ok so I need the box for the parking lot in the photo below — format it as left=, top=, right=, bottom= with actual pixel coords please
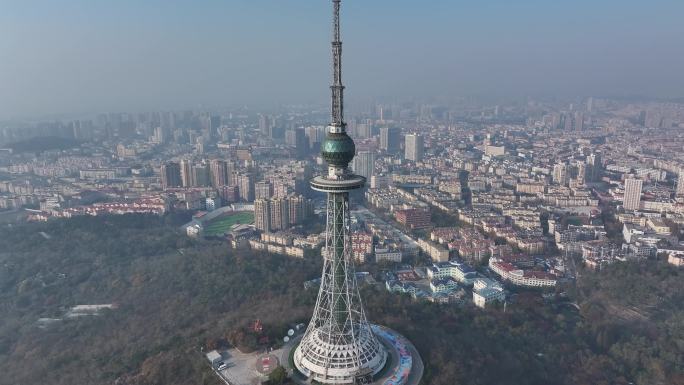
left=208, top=346, right=286, bottom=385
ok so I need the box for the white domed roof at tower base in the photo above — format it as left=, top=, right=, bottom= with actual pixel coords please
left=294, top=324, right=387, bottom=383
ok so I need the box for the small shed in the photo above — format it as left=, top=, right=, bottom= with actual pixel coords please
left=205, top=350, right=223, bottom=368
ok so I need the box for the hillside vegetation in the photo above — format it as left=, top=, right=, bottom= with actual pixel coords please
left=0, top=214, right=682, bottom=385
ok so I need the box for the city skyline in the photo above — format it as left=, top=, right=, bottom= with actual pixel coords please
left=2, top=0, right=684, bottom=119
left=2, top=2, right=684, bottom=385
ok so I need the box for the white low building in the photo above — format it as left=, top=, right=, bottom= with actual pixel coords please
left=427, top=260, right=478, bottom=286
left=375, top=246, right=402, bottom=263
left=429, top=277, right=459, bottom=294
left=489, top=259, right=557, bottom=287
left=668, top=253, right=684, bottom=267
left=472, top=278, right=505, bottom=308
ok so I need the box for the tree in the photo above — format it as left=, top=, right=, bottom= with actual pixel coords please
left=268, top=366, right=288, bottom=385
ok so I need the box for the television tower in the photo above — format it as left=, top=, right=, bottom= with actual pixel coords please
left=293, top=0, right=388, bottom=383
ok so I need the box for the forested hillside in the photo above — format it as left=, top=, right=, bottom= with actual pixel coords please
left=364, top=259, right=684, bottom=385
left=0, top=214, right=317, bottom=385
left=0, top=214, right=681, bottom=385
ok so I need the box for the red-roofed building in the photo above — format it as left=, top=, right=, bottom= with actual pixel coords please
left=351, top=232, right=373, bottom=263
left=395, top=208, right=431, bottom=230
left=489, top=259, right=557, bottom=287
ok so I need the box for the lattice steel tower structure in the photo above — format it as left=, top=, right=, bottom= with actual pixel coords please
left=293, top=1, right=387, bottom=383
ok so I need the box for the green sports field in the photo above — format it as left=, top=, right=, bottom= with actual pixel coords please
left=203, top=211, right=254, bottom=237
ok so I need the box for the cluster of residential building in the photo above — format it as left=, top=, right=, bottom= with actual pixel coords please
left=3, top=97, right=684, bottom=311
left=28, top=196, right=169, bottom=221
left=349, top=209, right=419, bottom=264
left=384, top=262, right=506, bottom=309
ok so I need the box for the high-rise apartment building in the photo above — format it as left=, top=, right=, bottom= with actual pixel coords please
left=254, top=199, right=271, bottom=232
left=288, top=194, right=314, bottom=225
left=153, top=126, right=167, bottom=144
left=192, top=163, right=211, bottom=187
left=273, top=181, right=291, bottom=198
left=624, top=177, right=643, bottom=211
left=404, top=133, right=424, bottom=162
left=269, top=197, right=290, bottom=232
left=286, top=128, right=309, bottom=158
left=180, top=159, right=194, bottom=187
left=676, top=168, right=684, bottom=197
left=563, top=113, right=573, bottom=131
left=587, top=152, right=603, bottom=182
left=355, top=120, right=372, bottom=138
left=255, top=181, right=273, bottom=200
left=553, top=163, right=568, bottom=186
left=379, top=127, right=400, bottom=153
left=237, top=173, right=255, bottom=202
left=574, top=112, right=584, bottom=131
left=305, top=126, right=326, bottom=149
left=575, top=161, right=586, bottom=186
left=218, top=185, right=239, bottom=203
left=254, top=194, right=313, bottom=233
left=161, top=162, right=182, bottom=189
left=352, top=151, right=375, bottom=179
left=209, top=159, right=229, bottom=188
left=258, top=114, right=270, bottom=136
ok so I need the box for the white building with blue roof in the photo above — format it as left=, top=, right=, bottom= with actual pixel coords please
left=429, top=277, right=459, bottom=294
left=472, top=277, right=505, bottom=308
left=427, top=260, right=478, bottom=286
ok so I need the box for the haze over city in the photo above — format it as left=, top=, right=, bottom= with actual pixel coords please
left=2, top=0, right=684, bottom=119
left=2, top=1, right=684, bottom=385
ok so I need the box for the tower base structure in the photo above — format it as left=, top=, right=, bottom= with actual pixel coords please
left=293, top=320, right=386, bottom=383
left=286, top=325, right=423, bottom=385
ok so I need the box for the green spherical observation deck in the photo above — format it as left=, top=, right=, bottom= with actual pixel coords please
left=321, top=132, right=356, bottom=167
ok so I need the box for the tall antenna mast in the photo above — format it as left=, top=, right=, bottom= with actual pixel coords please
left=330, top=0, right=345, bottom=132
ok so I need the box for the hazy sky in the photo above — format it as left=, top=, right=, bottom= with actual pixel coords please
left=1, top=0, right=683, bottom=119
